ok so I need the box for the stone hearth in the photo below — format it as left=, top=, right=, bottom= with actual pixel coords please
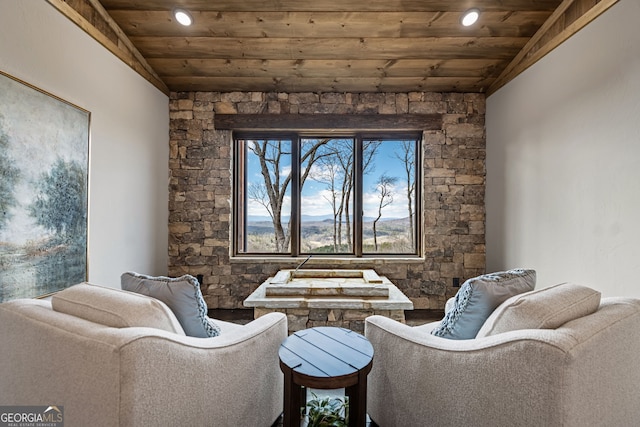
left=244, top=269, right=413, bottom=334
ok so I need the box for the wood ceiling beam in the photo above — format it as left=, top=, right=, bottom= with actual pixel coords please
left=100, top=0, right=562, bottom=13
left=109, top=11, right=550, bottom=38
left=131, top=37, right=528, bottom=60
left=149, top=58, right=507, bottom=79
left=488, top=0, right=619, bottom=95
left=46, top=0, right=169, bottom=95
left=166, top=76, right=493, bottom=93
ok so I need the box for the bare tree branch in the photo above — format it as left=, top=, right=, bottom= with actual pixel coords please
left=373, top=174, right=398, bottom=252
left=394, top=140, right=416, bottom=248
left=247, top=138, right=330, bottom=252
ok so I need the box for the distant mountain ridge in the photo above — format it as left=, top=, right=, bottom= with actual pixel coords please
left=248, top=214, right=406, bottom=223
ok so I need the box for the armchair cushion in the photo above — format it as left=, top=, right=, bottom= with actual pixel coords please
left=121, top=272, right=220, bottom=338
left=476, top=282, right=601, bottom=337
left=52, top=282, right=185, bottom=334
left=431, top=269, right=536, bottom=339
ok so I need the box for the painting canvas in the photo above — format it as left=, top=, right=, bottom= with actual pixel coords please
left=0, top=71, right=89, bottom=302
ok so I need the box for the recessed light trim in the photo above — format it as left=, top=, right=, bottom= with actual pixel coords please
left=461, top=8, right=480, bottom=27
left=174, top=9, right=193, bottom=26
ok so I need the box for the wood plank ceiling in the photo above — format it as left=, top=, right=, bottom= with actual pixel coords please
left=79, top=0, right=615, bottom=94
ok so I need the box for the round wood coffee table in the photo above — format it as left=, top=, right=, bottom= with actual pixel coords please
left=278, top=326, right=374, bottom=427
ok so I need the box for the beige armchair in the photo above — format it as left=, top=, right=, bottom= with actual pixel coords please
left=365, top=284, right=640, bottom=427
left=0, top=283, right=287, bottom=427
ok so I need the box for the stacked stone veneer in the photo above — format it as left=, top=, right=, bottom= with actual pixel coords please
left=168, top=91, right=486, bottom=315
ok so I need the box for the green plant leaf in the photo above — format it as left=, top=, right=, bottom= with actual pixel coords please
left=305, top=393, right=349, bottom=427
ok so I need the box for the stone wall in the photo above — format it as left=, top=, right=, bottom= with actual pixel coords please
left=168, top=91, right=486, bottom=311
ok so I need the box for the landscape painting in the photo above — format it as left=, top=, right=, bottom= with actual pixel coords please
left=0, top=71, right=89, bottom=302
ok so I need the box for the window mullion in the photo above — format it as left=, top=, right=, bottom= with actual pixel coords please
left=290, top=136, right=300, bottom=256
left=414, top=137, right=422, bottom=257
left=233, top=139, right=246, bottom=254
left=354, top=136, right=363, bottom=257
left=240, top=141, right=247, bottom=253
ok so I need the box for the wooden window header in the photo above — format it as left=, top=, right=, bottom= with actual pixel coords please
left=214, top=113, right=442, bottom=131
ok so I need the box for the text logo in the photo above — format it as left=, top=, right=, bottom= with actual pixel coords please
left=0, top=405, right=63, bottom=427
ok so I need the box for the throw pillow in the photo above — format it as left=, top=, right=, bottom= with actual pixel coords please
left=52, top=282, right=185, bottom=335
left=476, top=283, right=601, bottom=337
left=444, top=297, right=456, bottom=315
left=121, top=272, right=221, bottom=338
left=431, top=269, right=536, bottom=340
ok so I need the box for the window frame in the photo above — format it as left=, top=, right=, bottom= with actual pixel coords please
left=232, top=130, right=422, bottom=258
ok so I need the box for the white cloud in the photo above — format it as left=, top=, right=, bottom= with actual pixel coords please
left=280, top=164, right=291, bottom=178
left=362, top=183, right=411, bottom=218
left=247, top=195, right=291, bottom=219
left=301, top=190, right=338, bottom=216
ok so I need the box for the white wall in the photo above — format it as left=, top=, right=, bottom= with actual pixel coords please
left=486, top=0, right=640, bottom=296
left=0, top=0, right=169, bottom=288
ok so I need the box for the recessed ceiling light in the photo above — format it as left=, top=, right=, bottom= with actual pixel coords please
left=174, top=9, right=193, bottom=26
left=461, top=8, right=480, bottom=27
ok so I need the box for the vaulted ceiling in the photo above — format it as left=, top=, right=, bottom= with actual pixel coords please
left=51, top=0, right=618, bottom=95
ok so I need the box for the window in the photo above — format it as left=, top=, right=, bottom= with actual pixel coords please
left=233, top=132, right=421, bottom=257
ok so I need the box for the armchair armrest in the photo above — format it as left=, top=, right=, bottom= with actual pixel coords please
left=117, top=312, right=287, bottom=427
